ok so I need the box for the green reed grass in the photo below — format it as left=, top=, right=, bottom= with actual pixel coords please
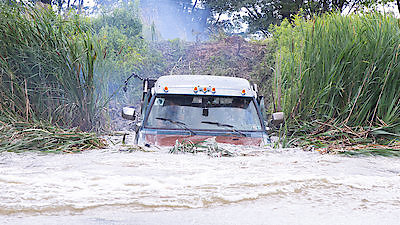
left=273, top=12, right=400, bottom=146
left=0, top=3, right=102, bottom=131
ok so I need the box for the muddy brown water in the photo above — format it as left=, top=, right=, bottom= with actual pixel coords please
left=1, top=136, right=400, bottom=225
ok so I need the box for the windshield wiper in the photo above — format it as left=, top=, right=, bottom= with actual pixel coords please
left=201, top=121, right=246, bottom=137
left=156, top=117, right=196, bottom=135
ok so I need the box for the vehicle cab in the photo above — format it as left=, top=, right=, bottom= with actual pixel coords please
left=122, top=75, right=274, bottom=147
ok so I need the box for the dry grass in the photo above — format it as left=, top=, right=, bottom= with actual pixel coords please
left=0, top=118, right=106, bottom=153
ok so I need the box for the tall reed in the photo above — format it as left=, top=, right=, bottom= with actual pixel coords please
left=272, top=12, right=400, bottom=139
left=0, top=3, right=102, bottom=131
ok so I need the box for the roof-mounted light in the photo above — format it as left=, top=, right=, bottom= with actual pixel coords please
left=164, top=86, right=169, bottom=92
left=193, top=86, right=198, bottom=93
left=241, top=89, right=246, bottom=95
left=202, top=87, right=208, bottom=93
left=211, top=87, right=216, bottom=94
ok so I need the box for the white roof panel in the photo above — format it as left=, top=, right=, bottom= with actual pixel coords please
left=154, top=75, right=256, bottom=97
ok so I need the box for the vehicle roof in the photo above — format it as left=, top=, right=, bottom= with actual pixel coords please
left=154, top=75, right=256, bottom=97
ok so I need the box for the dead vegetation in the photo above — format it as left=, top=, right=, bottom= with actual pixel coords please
left=154, top=36, right=275, bottom=84
left=292, top=122, right=400, bottom=156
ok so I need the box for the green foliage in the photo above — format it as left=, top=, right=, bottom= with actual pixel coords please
left=203, top=0, right=399, bottom=35
left=272, top=12, right=400, bottom=140
left=139, top=0, right=210, bottom=41
left=91, top=1, right=159, bottom=108
left=92, top=1, right=142, bottom=37
left=0, top=3, right=102, bottom=131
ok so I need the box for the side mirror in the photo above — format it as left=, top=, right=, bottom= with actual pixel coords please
left=271, top=112, right=284, bottom=126
left=122, top=107, right=136, bottom=121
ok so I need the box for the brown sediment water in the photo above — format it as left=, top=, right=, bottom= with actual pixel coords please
left=1, top=138, right=400, bottom=225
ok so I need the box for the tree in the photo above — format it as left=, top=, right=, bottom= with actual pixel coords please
left=92, top=1, right=142, bottom=37
left=139, top=0, right=211, bottom=41
left=33, top=0, right=85, bottom=12
left=203, top=0, right=399, bottom=36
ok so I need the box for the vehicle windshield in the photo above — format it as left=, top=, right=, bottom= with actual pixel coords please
left=145, top=95, right=262, bottom=131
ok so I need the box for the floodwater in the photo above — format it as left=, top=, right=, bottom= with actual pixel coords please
left=1, top=136, right=400, bottom=225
